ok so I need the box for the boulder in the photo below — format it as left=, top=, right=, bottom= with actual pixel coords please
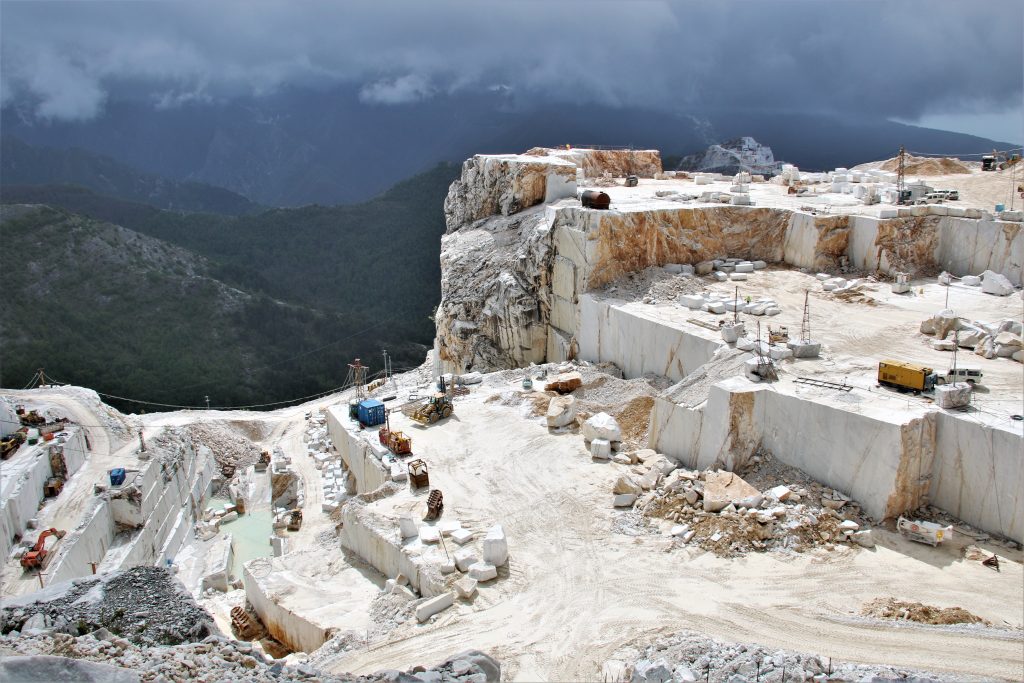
left=419, top=526, right=441, bottom=544
left=851, top=530, right=875, bottom=548
left=451, top=528, right=474, bottom=545
left=930, top=339, right=955, bottom=351
left=679, top=294, right=705, bottom=309
left=590, top=438, right=612, bottom=460
left=956, top=325, right=987, bottom=348
left=454, top=548, right=479, bottom=572
left=454, top=577, right=478, bottom=600
left=981, top=270, right=1014, bottom=296
left=482, top=525, right=509, bottom=566
left=703, top=470, right=761, bottom=512
left=399, top=514, right=419, bottom=539
left=613, top=475, right=642, bottom=496
left=643, top=453, right=677, bottom=476
left=920, top=309, right=960, bottom=339
left=545, top=371, right=583, bottom=394
left=546, top=395, right=577, bottom=428
left=695, top=261, right=715, bottom=275
left=582, top=412, right=622, bottom=442
left=961, top=275, right=982, bottom=287
left=415, top=592, right=454, bottom=623
left=670, top=524, right=690, bottom=538
left=468, top=562, right=498, bottom=582
left=638, top=468, right=661, bottom=491
left=613, top=493, right=637, bottom=507
left=631, top=658, right=673, bottom=683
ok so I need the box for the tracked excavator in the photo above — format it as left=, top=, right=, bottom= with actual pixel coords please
left=20, top=528, right=66, bottom=570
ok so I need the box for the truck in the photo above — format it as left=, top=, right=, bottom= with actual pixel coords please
left=877, top=360, right=938, bottom=394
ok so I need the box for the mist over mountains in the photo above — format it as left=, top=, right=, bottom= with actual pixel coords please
left=4, top=86, right=1016, bottom=207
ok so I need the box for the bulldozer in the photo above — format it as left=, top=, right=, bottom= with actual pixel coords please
left=1, top=432, right=25, bottom=460
left=43, top=476, right=64, bottom=498
left=19, top=410, right=46, bottom=427
left=20, top=528, right=66, bottom=570
left=286, top=509, right=303, bottom=532
left=411, top=393, right=454, bottom=425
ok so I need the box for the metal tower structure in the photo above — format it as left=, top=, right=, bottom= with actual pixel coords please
left=754, top=322, right=778, bottom=382
left=345, top=358, right=368, bottom=400
left=896, top=145, right=907, bottom=205
left=800, top=290, right=812, bottom=343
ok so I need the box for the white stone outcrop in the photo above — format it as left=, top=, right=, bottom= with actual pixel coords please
left=444, top=153, right=577, bottom=231
left=546, top=395, right=577, bottom=428
left=981, top=270, right=1014, bottom=296
left=415, top=592, right=454, bottom=623
left=468, top=562, right=498, bottom=582
left=482, top=525, right=509, bottom=567
left=583, top=412, right=622, bottom=443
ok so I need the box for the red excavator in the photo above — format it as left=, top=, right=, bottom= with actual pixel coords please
left=20, top=528, right=66, bottom=570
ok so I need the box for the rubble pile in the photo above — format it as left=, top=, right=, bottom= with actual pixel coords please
left=0, top=630, right=501, bottom=683
left=600, top=266, right=704, bottom=302
left=920, top=310, right=1023, bottom=362
left=187, top=422, right=263, bottom=476
left=861, top=598, right=987, bottom=626
left=606, top=629, right=950, bottom=683
left=0, top=567, right=214, bottom=646
left=616, top=451, right=873, bottom=555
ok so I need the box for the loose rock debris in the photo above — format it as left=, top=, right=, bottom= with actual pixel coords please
left=614, top=451, right=874, bottom=556
left=861, top=598, right=988, bottom=626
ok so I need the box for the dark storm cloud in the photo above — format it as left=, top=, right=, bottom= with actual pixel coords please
left=1, top=0, right=1020, bottom=122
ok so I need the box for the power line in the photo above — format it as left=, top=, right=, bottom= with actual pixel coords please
left=161, top=317, right=394, bottom=393
left=904, top=147, right=1022, bottom=158
left=43, top=375, right=359, bottom=411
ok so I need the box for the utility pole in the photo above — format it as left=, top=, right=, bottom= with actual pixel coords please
left=1010, top=157, right=1017, bottom=211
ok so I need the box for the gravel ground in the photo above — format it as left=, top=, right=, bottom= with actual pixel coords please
left=608, top=628, right=988, bottom=683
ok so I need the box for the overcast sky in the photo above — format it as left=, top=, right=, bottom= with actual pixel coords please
left=1, top=0, right=1021, bottom=141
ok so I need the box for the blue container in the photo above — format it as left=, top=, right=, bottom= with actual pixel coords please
left=109, top=468, right=126, bottom=486
left=357, top=399, right=386, bottom=426
left=995, top=204, right=1005, bottom=212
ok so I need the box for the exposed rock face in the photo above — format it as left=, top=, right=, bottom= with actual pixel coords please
left=435, top=208, right=555, bottom=373
left=677, top=137, right=783, bottom=176
left=435, top=147, right=1024, bottom=377
left=525, top=147, right=662, bottom=178
left=443, top=153, right=577, bottom=232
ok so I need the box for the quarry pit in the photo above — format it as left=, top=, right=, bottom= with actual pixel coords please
left=1, top=147, right=1022, bottom=682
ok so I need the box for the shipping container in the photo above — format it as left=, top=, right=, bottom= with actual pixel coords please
left=357, top=399, right=386, bottom=426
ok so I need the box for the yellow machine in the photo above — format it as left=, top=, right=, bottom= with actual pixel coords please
left=878, top=360, right=938, bottom=393
left=411, top=393, right=454, bottom=425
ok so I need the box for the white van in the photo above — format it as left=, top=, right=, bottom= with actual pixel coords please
left=937, top=367, right=983, bottom=385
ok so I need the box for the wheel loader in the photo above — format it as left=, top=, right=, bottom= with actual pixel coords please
left=411, top=393, right=454, bottom=425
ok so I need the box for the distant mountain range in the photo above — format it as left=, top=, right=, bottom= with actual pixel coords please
left=1, top=136, right=259, bottom=215
left=3, top=86, right=1016, bottom=206
left=0, top=162, right=460, bottom=406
